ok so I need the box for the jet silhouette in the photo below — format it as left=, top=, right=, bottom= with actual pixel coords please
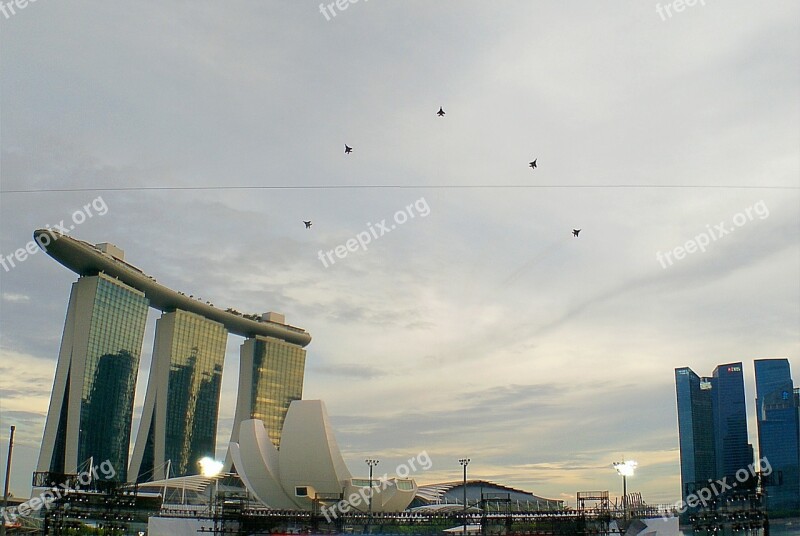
left=437, top=107, right=445, bottom=117
left=529, top=159, right=537, bottom=169
left=345, top=145, right=353, bottom=154
left=304, top=221, right=312, bottom=229
left=573, top=229, right=581, bottom=237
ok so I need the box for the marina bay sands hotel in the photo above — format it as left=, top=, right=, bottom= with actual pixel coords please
left=33, top=229, right=312, bottom=483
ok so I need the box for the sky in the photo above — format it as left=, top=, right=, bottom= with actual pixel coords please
left=0, top=1, right=798, bottom=507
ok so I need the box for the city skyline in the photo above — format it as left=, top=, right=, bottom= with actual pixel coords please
left=1, top=1, right=798, bottom=508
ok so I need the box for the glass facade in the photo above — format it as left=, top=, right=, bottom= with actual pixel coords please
left=249, top=336, right=306, bottom=448
left=163, top=311, right=227, bottom=477
left=48, top=274, right=149, bottom=481
left=675, top=367, right=716, bottom=506
left=134, top=310, right=228, bottom=480
left=754, top=358, right=800, bottom=515
left=711, top=363, right=753, bottom=485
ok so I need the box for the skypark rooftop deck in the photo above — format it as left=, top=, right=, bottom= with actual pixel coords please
left=34, top=229, right=311, bottom=346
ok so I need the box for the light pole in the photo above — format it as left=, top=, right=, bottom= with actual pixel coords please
left=365, top=459, right=379, bottom=516
left=459, top=458, right=470, bottom=535
left=198, top=457, right=224, bottom=514
left=612, top=459, right=636, bottom=522
left=1, top=426, right=15, bottom=536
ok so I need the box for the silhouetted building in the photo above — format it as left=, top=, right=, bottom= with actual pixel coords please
left=675, top=362, right=755, bottom=517
left=754, top=358, right=800, bottom=515
left=675, top=368, right=716, bottom=506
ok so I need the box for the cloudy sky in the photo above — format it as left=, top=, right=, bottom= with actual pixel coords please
left=1, top=1, right=798, bottom=507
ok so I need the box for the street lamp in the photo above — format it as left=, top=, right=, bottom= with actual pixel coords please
left=365, top=459, right=379, bottom=515
left=459, top=458, right=470, bottom=535
left=199, top=457, right=224, bottom=513
left=613, top=459, right=637, bottom=521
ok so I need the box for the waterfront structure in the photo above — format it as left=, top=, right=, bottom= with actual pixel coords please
left=413, top=481, right=563, bottom=511
left=33, top=229, right=311, bottom=483
left=754, top=358, right=800, bottom=514
left=228, top=401, right=418, bottom=512
left=129, top=310, right=229, bottom=481
left=36, top=270, right=150, bottom=482
left=674, top=362, right=754, bottom=512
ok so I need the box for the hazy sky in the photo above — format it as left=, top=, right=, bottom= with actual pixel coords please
left=1, top=1, right=798, bottom=507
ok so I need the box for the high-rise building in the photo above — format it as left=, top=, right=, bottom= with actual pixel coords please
left=675, top=361, right=755, bottom=513
left=711, top=363, right=754, bottom=485
left=675, top=367, right=716, bottom=504
left=36, top=273, right=150, bottom=482
left=754, top=358, right=800, bottom=514
left=129, top=310, right=229, bottom=481
left=229, top=317, right=307, bottom=449
left=33, top=229, right=312, bottom=485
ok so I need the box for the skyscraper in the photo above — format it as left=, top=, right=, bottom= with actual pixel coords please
left=711, top=363, right=753, bottom=485
left=675, top=367, right=716, bottom=504
left=33, top=229, right=312, bottom=485
left=129, top=310, right=229, bottom=481
left=675, top=361, right=755, bottom=512
left=754, top=358, right=800, bottom=514
left=230, top=318, right=308, bottom=449
left=36, top=273, right=150, bottom=481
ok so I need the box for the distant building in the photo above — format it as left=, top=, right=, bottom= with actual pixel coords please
left=754, top=358, right=800, bottom=515
left=33, top=229, right=311, bottom=485
left=674, top=367, right=716, bottom=504
left=36, top=273, right=150, bottom=481
left=711, top=363, right=754, bottom=484
left=412, top=480, right=563, bottom=511
left=674, top=362, right=755, bottom=516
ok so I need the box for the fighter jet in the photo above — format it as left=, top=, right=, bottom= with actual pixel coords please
left=304, top=221, right=312, bottom=229
left=529, top=159, right=537, bottom=169
left=437, top=107, right=445, bottom=117
left=345, top=145, right=353, bottom=154
left=573, top=229, right=581, bottom=237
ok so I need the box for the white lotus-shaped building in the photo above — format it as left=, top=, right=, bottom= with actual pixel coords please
left=229, top=400, right=418, bottom=512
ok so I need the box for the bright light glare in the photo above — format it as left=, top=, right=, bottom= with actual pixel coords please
left=613, top=460, right=637, bottom=477
left=198, top=457, right=224, bottom=477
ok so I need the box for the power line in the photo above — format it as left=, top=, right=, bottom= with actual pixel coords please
left=1, top=184, right=798, bottom=194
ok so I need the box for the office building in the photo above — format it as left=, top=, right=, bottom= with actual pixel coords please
left=754, top=358, right=800, bottom=514
left=675, top=362, right=755, bottom=513
left=675, top=367, right=716, bottom=502
left=711, top=363, right=754, bottom=485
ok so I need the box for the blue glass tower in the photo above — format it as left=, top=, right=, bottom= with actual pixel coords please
left=675, top=361, right=756, bottom=516
left=675, top=367, right=716, bottom=505
left=754, top=358, right=800, bottom=515
left=711, top=363, right=754, bottom=486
